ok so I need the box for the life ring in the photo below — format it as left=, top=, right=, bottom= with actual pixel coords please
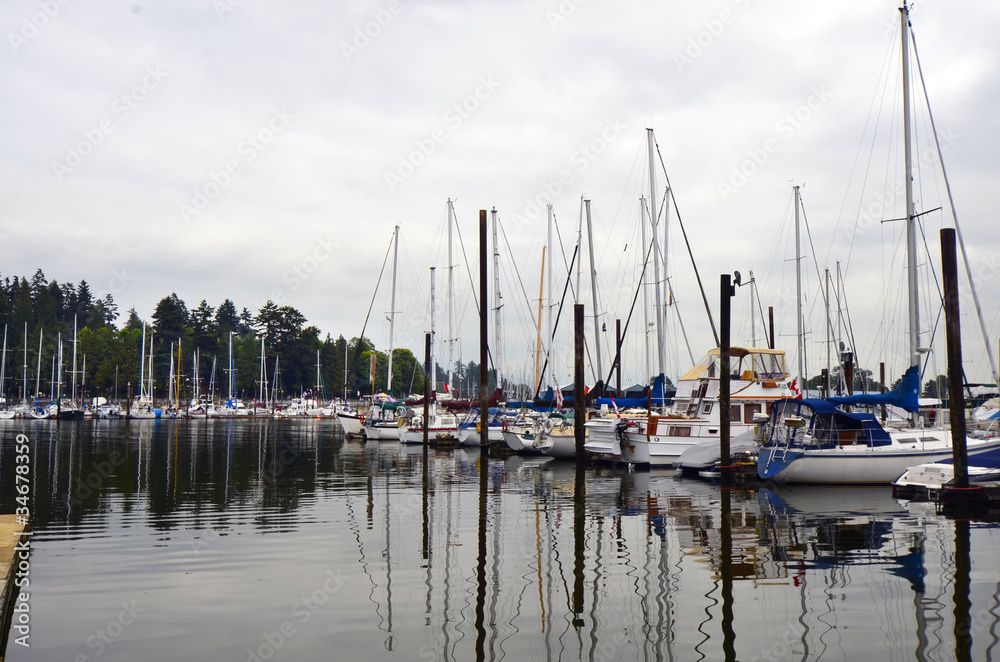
left=411, top=416, right=422, bottom=429
left=542, top=418, right=554, bottom=434
left=360, top=413, right=366, bottom=424
left=502, top=418, right=508, bottom=432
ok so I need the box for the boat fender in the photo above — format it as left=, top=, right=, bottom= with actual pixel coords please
left=397, top=417, right=406, bottom=428
left=476, top=421, right=482, bottom=434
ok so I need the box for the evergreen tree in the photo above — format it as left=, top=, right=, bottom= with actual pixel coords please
left=214, top=299, right=240, bottom=335
left=124, top=307, right=144, bottom=331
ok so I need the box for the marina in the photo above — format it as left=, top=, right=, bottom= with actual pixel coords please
left=3, top=418, right=1000, bottom=661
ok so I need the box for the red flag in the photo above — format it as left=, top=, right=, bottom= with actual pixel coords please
left=790, top=378, right=802, bottom=399
left=611, top=397, right=620, bottom=418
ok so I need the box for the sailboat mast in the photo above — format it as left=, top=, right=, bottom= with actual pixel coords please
left=901, top=4, right=919, bottom=375
left=545, top=203, right=555, bottom=390
left=387, top=224, right=399, bottom=395
left=148, top=331, right=154, bottom=406
left=647, top=128, right=666, bottom=378
left=139, top=324, right=146, bottom=400
left=35, top=329, right=42, bottom=405
left=640, top=196, right=652, bottom=382
left=228, top=331, right=234, bottom=402
left=794, top=185, right=805, bottom=390
left=71, top=314, right=78, bottom=404
left=1, top=326, right=7, bottom=406
left=901, top=4, right=920, bottom=425
left=429, top=267, right=437, bottom=395
left=447, top=200, right=455, bottom=394
left=536, top=248, right=545, bottom=393
left=492, top=208, right=503, bottom=392
left=585, top=198, right=602, bottom=387
left=22, top=323, right=27, bottom=404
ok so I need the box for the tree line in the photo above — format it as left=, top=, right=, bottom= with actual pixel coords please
left=0, top=269, right=439, bottom=404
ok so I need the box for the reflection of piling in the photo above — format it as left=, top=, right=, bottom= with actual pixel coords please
left=720, top=489, right=736, bottom=661
left=474, top=411, right=488, bottom=659
left=953, top=519, right=972, bottom=662
left=574, top=304, right=585, bottom=460
left=572, top=460, right=585, bottom=627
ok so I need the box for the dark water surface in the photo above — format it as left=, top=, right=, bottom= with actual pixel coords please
left=2, top=419, right=999, bottom=661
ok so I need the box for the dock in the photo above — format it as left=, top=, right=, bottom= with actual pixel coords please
left=1, top=515, right=29, bottom=661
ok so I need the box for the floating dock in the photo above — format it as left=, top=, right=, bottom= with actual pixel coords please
left=1, top=515, right=29, bottom=662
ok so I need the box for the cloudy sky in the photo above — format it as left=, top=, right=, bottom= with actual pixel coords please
left=3, top=0, right=999, bottom=389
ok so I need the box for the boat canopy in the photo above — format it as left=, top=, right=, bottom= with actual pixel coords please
left=770, top=398, right=892, bottom=448
left=679, top=347, right=787, bottom=382
left=828, top=365, right=919, bottom=413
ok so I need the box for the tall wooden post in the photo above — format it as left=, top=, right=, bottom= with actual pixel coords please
left=574, top=304, right=585, bottom=461
left=941, top=228, right=969, bottom=500
left=422, top=333, right=430, bottom=449
left=720, top=275, right=733, bottom=486
left=479, top=209, right=490, bottom=452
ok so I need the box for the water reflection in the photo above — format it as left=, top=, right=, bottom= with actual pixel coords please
left=2, top=421, right=1000, bottom=661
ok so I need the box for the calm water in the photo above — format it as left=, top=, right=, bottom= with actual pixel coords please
left=2, top=419, right=999, bottom=661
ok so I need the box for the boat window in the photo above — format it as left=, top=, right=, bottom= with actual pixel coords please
left=898, top=437, right=917, bottom=443
left=702, top=402, right=713, bottom=415
left=669, top=426, right=691, bottom=437
left=745, top=403, right=762, bottom=420
left=730, top=405, right=741, bottom=422
left=753, top=352, right=785, bottom=380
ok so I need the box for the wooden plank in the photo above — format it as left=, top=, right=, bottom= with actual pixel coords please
left=1, top=515, right=29, bottom=662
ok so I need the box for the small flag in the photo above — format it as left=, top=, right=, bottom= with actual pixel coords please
left=790, top=378, right=802, bottom=399
left=555, top=386, right=564, bottom=409
left=611, top=397, right=620, bottom=418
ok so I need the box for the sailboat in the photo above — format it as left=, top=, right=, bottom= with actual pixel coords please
left=364, top=225, right=402, bottom=441
left=399, top=265, right=459, bottom=444
left=757, top=4, right=1000, bottom=484
left=129, top=325, right=158, bottom=419
left=0, top=325, right=14, bottom=419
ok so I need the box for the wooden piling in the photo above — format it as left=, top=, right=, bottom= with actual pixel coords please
left=942, top=228, right=971, bottom=502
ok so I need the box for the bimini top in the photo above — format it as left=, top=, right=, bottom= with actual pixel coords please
left=770, top=398, right=892, bottom=447
left=679, top=347, right=788, bottom=382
